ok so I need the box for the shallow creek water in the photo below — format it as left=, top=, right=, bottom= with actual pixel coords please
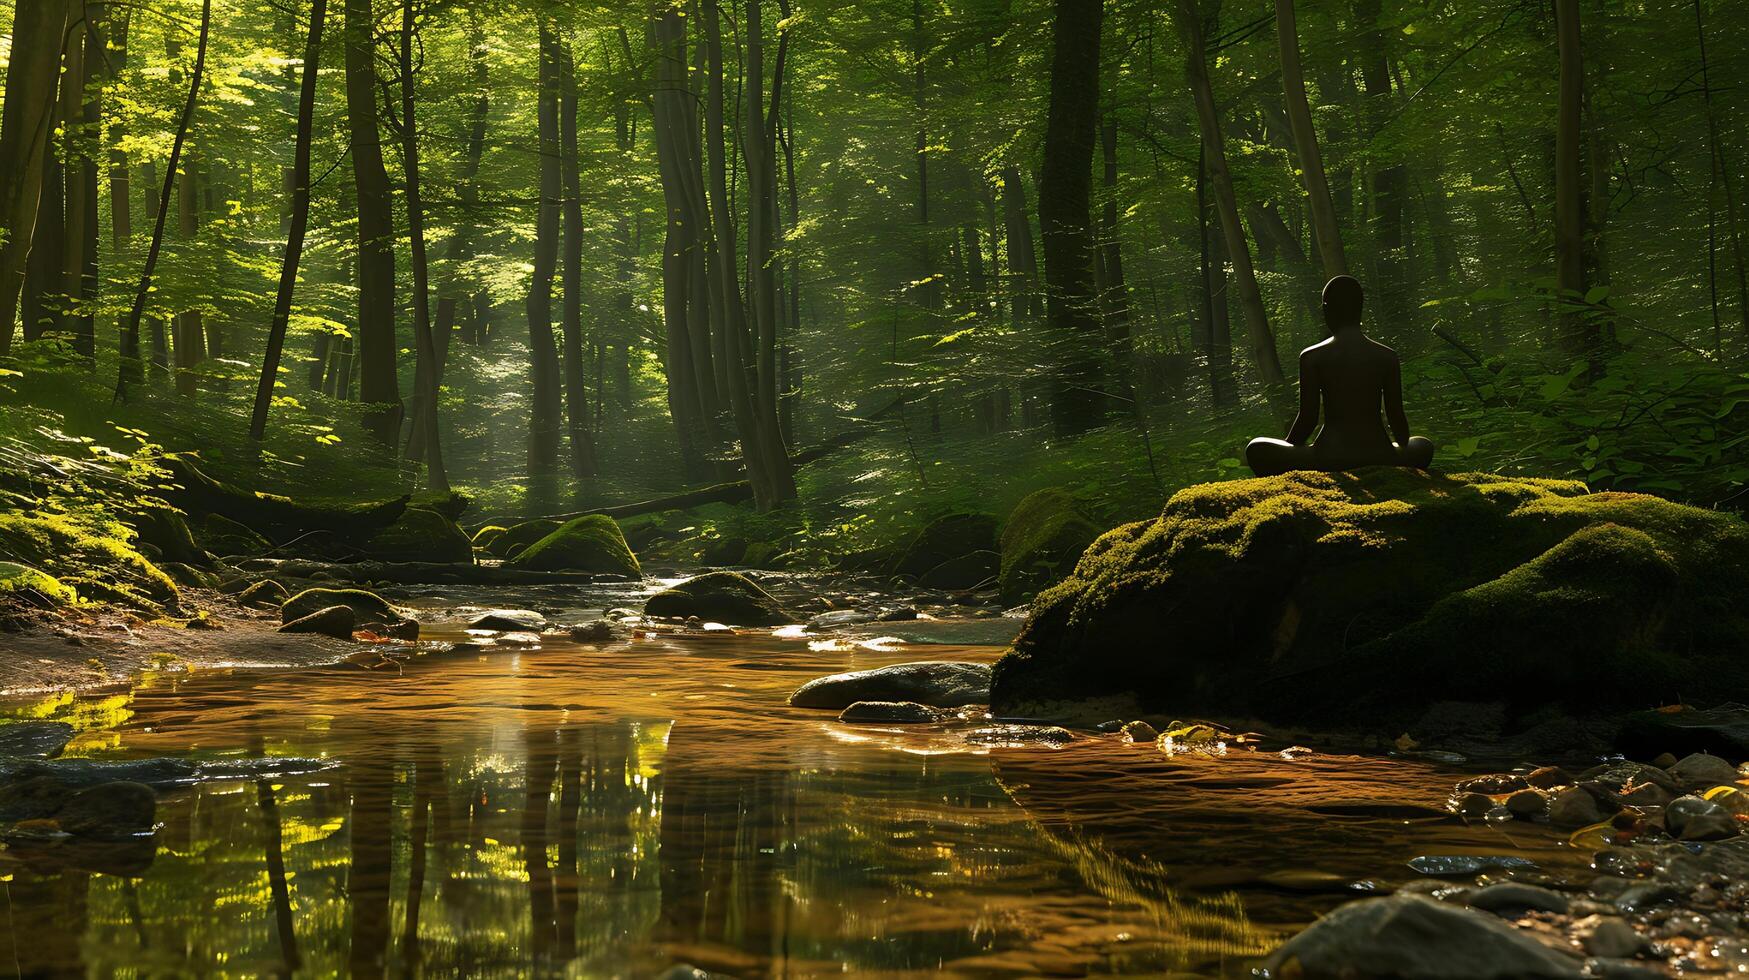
left=0, top=580, right=1596, bottom=978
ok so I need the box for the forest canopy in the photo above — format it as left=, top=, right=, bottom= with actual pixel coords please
left=0, top=0, right=1745, bottom=553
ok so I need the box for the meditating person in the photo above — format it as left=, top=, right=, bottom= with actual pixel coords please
left=1245, top=275, right=1436, bottom=477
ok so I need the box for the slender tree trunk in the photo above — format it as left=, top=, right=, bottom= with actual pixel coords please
left=1001, top=165, right=1040, bottom=322
left=1039, top=0, right=1107, bottom=434
left=61, top=20, right=96, bottom=361
left=1693, top=0, right=1748, bottom=346
left=432, top=8, right=490, bottom=370
left=1356, top=0, right=1407, bottom=328
left=398, top=0, right=447, bottom=490
left=249, top=0, right=327, bottom=442
left=346, top=0, right=402, bottom=444
left=1275, top=0, right=1347, bottom=277
left=1176, top=0, right=1286, bottom=389
left=743, top=0, right=798, bottom=505
left=1196, top=143, right=1236, bottom=407
left=22, top=150, right=63, bottom=344
left=527, top=20, right=565, bottom=481
left=174, top=139, right=205, bottom=396
left=116, top=0, right=210, bottom=403
left=1553, top=0, right=1587, bottom=354
left=558, top=38, right=596, bottom=481
left=0, top=0, right=70, bottom=351
left=109, top=8, right=140, bottom=381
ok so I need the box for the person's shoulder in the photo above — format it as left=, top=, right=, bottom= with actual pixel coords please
left=1300, top=337, right=1336, bottom=359
left=1364, top=334, right=1400, bottom=358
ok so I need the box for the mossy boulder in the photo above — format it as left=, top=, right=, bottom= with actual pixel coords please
left=238, top=580, right=288, bottom=608
left=279, top=604, right=356, bottom=640
left=0, top=513, right=176, bottom=607
left=998, top=489, right=1101, bottom=605
left=507, top=516, right=640, bottom=577
left=281, top=588, right=399, bottom=627
left=130, top=507, right=211, bottom=568
left=991, top=469, right=1749, bottom=731
left=360, top=507, right=473, bottom=564
left=645, top=571, right=791, bottom=625
left=488, top=519, right=562, bottom=558
left=0, top=562, right=77, bottom=606
left=894, top=513, right=1000, bottom=583
left=195, top=514, right=272, bottom=558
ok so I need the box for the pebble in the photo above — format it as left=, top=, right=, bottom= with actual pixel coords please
left=1665, top=795, right=1739, bottom=841
left=1525, top=765, right=1574, bottom=790
left=1667, top=752, right=1740, bottom=793
left=1549, top=786, right=1606, bottom=828
left=1506, top=789, right=1549, bottom=819
left=1120, top=720, right=1157, bottom=743
left=1455, top=773, right=1528, bottom=795
left=1468, top=881, right=1570, bottom=916
left=1583, top=916, right=1642, bottom=958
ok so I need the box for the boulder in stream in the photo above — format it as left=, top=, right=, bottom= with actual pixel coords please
left=0, top=721, right=75, bottom=759
left=893, top=513, right=999, bottom=586
left=837, top=701, right=941, bottom=724
left=278, top=604, right=356, bottom=639
left=1263, top=894, right=1583, bottom=979
left=470, top=608, right=548, bottom=632
left=789, top=661, right=991, bottom=709
left=507, top=515, right=640, bottom=577
left=238, top=579, right=288, bottom=608
left=646, top=571, right=790, bottom=626
left=488, top=519, right=562, bottom=558
left=360, top=506, right=473, bottom=564
left=991, top=469, right=1749, bottom=731
left=281, top=587, right=400, bottom=626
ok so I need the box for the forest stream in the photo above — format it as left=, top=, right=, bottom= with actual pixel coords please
left=0, top=573, right=1613, bottom=978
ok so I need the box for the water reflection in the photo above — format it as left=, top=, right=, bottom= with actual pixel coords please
left=0, top=627, right=1583, bottom=977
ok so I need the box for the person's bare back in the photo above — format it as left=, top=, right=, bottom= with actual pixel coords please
left=1246, top=276, right=1434, bottom=477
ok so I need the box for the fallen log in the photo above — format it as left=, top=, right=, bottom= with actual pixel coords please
left=246, top=559, right=637, bottom=586
left=162, top=455, right=408, bottom=541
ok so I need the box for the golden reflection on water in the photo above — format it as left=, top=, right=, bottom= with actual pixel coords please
left=0, top=625, right=1589, bottom=977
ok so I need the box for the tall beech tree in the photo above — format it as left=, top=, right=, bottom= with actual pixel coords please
left=526, top=19, right=565, bottom=482
left=346, top=0, right=402, bottom=444
left=0, top=0, right=69, bottom=352
left=1274, top=0, right=1347, bottom=277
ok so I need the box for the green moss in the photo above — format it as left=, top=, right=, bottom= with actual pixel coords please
left=991, top=469, right=1749, bottom=729
left=0, top=513, right=177, bottom=607
left=489, top=519, right=562, bottom=558
left=471, top=525, right=508, bottom=549
left=506, top=515, right=640, bottom=577
left=644, top=571, right=790, bottom=625
left=998, top=489, right=1102, bottom=605
left=0, top=562, right=77, bottom=605
left=361, top=507, right=473, bottom=564
left=130, top=507, right=210, bottom=568
left=281, top=588, right=398, bottom=625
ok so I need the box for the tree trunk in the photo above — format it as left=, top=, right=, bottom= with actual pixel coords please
left=1176, top=0, right=1286, bottom=390
left=0, top=0, right=69, bottom=351
left=62, top=21, right=96, bottom=360
left=558, top=39, right=596, bottom=481
left=432, top=8, right=490, bottom=370
left=398, top=0, right=447, bottom=491
left=1553, top=0, right=1587, bottom=353
left=345, top=0, right=402, bottom=444
left=1693, top=0, right=1748, bottom=346
left=1197, top=142, right=1237, bottom=407
left=743, top=0, right=798, bottom=506
left=116, top=0, right=210, bottom=403
left=249, top=0, right=328, bottom=442
left=1039, top=0, right=1106, bottom=434
left=526, top=20, right=565, bottom=481
left=21, top=131, right=63, bottom=344
left=1275, top=0, right=1347, bottom=277
left=1001, top=165, right=1041, bottom=322
left=1356, top=0, right=1407, bottom=327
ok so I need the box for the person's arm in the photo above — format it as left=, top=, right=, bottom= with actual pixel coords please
left=1284, top=352, right=1319, bottom=445
left=1383, top=355, right=1412, bottom=445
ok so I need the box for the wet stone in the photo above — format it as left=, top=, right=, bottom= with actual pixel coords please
left=1507, top=789, right=1550, bottom=819
left=1666, top=795, right=1739, bottom=841
left=837, top=701, right=939, bottom=724
left=55, top=781, right=157, bottom=839
left=1549, top=786, right=1608, bottom=828
left=1261, top=895, right=1583, bottom=979
left=469, top=609, right=548, bottom=632
left=1667, top=752, right=1740, bottom=793
left=1469, top=881, right=1571, bottom=916
left=788, top=661, right=992, bottom=710
left=0, top=721, right=76, bottom=759
left=1120, top=720, right=1158, bottom=743
left=1525, top=766, right=1574, bottom=790
left=1456, top=773, right=1529, bottom=796
left=277, top=605, right=355, bottom=640
left=1581, top=916, right=1643, bottom=959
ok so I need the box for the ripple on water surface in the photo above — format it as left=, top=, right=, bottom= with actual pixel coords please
left=0, top=616, right=1591, bottom=977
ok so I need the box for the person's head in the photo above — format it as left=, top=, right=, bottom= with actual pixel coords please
left=1322, top=275, right=1365, bottom=331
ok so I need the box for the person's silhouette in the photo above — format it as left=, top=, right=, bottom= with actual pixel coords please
left=1245, top=275, right=1435, bottom=477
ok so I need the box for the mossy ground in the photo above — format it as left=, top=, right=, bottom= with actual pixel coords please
left=991, top=468, right=1749, bottom=729
left=0, top=513, right=177, bottom=609
left=507, top=515, right=640, bottom=577
left=0, top=562, right=78, bottom=605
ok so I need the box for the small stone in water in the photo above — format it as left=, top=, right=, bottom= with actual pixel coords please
left=1548, top=786, right=1607, bottom=828
left=1120, top=720, right=1157, bottom=743
left=1583, top=916, right=1643, bottom=959
left=1506, top=789, right=1549, bottom=819
left=1667, top=752, right=1740, bottom=793
left=1665, top=795, right=1739, bottom=841
left=1455, top=773, right=1529, bottom=795
left=1406, top=854, right=1537, bottom=877
left=1525, top=766, right=1573, bottom=790
left=1456, top=793, right=1493, bottom=818
left=1468, top=881, right=1570, bottom=916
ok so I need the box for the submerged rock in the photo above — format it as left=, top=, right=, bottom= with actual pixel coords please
left=991, top=469, right=1749, bottom=728
left=54, top=781, right=157, bottom=840
left=278, top=604, right=355, bottom=639
left=470, top=608, right=548, bottom=632
left=837, top=701, right=940, bottom=724
left=568, top=620, right=624, bottom=643
left=0, top=722, right=75, bottom=759
left=646, top=571, right=789, bottom=626
left=1263, top=895, right=1582, bottom=979
left=789, top=661, right=992, bottom=709
left=1468, top=881, right=1570, bottom=916
left=998, top=489, right=1100, bottom=605
left=507, top=515, right=640, bottom=577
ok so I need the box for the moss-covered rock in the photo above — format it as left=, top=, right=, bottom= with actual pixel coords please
left=194, top=514, right=272, bottom=558
left=360, top=507, right=473, bottom=564
left=281, top=587, right=399, bottom=626
left=991, top=469, right=1749, bottom=730
left=507, top=516, right=640, bottom=577
left=894, top=512, right=1000, bottom=582
left=130, top=507, right=211, bottom=568
left=238, top=580, right=288, bottom=608
left=488, top=519, right=562, bottom=558
left=279, top=604, right=356, bottom=639
left=998, top=489, right=1101, bottom=605
left=644, top=571, right=791, bottom=625
left=0, top=513, right=177, bottom=606
left=0, top=562, right=77, bottom=606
